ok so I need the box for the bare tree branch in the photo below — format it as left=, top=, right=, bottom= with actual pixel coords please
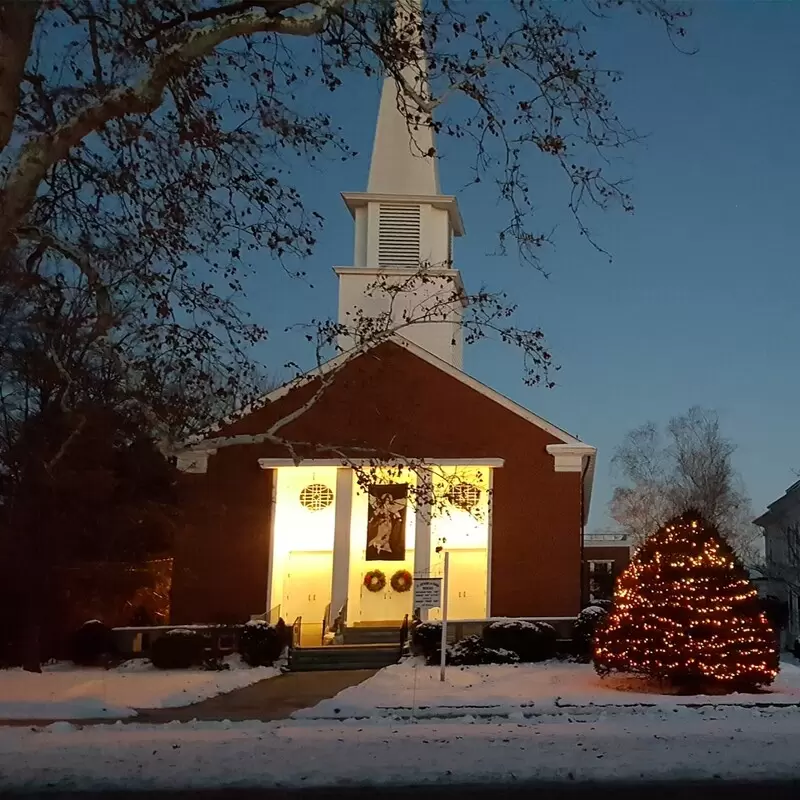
left=16, top=225, right=114, bottom=335
left=0, top=0, right=347, bottom=245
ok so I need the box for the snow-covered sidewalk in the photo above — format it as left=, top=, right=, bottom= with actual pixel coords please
left=3, top=709, right=800, bottom=790
left=0, top=657, right=279, bottom=720
left=294, top=659, right=800, bottom=721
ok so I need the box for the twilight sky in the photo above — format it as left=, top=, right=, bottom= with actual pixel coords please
left=241, top=0, right=800, bottom=530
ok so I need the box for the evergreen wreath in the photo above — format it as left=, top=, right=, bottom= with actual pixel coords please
left=391, top=569, right=413, bottom=593
left=363, top=570, right=386, bottom=593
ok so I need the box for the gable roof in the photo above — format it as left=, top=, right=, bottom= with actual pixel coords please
left=189, top=334, right=596, bottom=520
left=754, top=479, right=800, bottom=527
left=259, top=334, right=588, bottom=446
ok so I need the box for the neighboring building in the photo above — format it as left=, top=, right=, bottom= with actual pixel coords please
left=582, top=532, right=633, bottom=605
left=754, top=481, right=800, bottom=648
left=170, top=0, right=596, bottom=639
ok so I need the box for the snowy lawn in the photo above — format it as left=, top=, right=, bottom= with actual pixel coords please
left=4, top=709, right=800, bottom=790
left=0, top=656, right=279, bottom=720
left=294, top=658, right=800, bottom=721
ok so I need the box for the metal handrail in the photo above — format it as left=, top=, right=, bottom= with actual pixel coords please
left=321, top=603, right=331, bottom=645
left=291, top=616, right=302, bottom=649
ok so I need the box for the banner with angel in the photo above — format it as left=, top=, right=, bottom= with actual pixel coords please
left=365, top=484, right=408, bottom=562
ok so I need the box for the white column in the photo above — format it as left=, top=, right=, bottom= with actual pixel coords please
left=330, top=468, right=354, bottom=625
left=485, top=468, right=494, bottom=619
left=265, top=468, right=279, bottom=621
left=414, top=468, right=433, bottom=620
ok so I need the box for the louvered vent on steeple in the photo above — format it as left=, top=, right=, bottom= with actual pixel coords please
left=378, top=203, right=421, bottom=268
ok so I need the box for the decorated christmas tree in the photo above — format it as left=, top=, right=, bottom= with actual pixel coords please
left=594, top=511, right=778, bottom=692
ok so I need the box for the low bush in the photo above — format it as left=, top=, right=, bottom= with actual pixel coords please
left=446, top=635, right=520, bottom=666
left=573, top=605, right=609, bottom=661
left=150, top=628, right=205, bottom=669
left=238, top=618, right=290, bottom=667
left=69, top=620, right=117, bottom=666
left=410, top=620, right=442, bottom=662
left=482, top=620, right=557, bottom=662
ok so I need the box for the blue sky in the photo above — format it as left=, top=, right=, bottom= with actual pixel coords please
left=243, top=0, right=800, bottom=530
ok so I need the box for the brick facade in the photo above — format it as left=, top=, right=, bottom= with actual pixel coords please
left=171, top=341, right=586, bottom=623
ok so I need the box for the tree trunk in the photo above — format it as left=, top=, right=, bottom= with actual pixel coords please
left=0, top=2, right=37, bottom=152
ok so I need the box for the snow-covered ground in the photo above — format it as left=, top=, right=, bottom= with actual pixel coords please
left=0, top=657, right=279, bottom=720
left=294, top=658, right=800, bottom=721
left=3, top=661, right=800, bottom=790
left=3, top=709, right=800, bottom=790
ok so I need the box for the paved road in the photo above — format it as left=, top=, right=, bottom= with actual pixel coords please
left=12, top=782, right=800, bottom=799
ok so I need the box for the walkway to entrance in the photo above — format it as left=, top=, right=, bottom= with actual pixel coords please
left=0, top=670, right=378, bottom=728
left=135, top=669, right=378, bottom=724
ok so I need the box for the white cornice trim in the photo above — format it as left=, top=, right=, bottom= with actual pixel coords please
left=258, top=457, right=505, bottom=470
left=547, top=444, right=597, bottom=525
left=546, top=444, right=596, bottom=472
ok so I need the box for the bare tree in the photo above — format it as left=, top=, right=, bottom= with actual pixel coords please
left=0, top=0, right=687, bottom=667
left=610, top=407, right=759, bottom=557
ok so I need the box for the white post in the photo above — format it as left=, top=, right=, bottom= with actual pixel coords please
left=439, top=550, right=450, bottom=682
left=265, top=468, right=279, bottom=621
left=330, top=468, right=354, bottom=629
left=414, top=467, right=433, bottom=621
left=485, top=467, right=494, bottom=618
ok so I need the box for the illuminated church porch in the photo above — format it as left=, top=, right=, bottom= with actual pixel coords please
left=262, top=462, right=494, bottom=644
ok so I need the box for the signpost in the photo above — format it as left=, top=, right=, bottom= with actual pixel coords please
left=412, top=558, right=449, bottom=681
left=439, top=552, right=450, bottom=682
left=413, top=577, right=442, bottom=610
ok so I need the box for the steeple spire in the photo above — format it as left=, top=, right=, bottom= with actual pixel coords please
left=366, top=0, right=440, bottom=196
left=336, top=0, right=467, bottom=369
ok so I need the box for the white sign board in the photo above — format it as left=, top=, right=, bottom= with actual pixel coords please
left=414, top=577, right=442, bottom=609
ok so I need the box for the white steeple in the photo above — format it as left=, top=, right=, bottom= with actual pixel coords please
left=336, top=0, right=467, bottom=368
left=366, top=0, right=440, bottom=196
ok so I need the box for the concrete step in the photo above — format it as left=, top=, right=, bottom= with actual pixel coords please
left=342, top=626, right=404, bottom=646
left=289, top=644, right=401, bottom=672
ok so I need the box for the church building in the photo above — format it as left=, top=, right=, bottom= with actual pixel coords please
left=170, top=0, right=597, bottom=642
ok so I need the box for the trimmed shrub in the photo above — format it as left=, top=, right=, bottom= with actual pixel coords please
left=69, top=620, right=117, bottom=666
left=447, top=635, right=520, bottom=666
left=410, top=621, right=442, bottom=661
left=590, top=599, right=613, bottom=613
left=150, top=628, right=205, bottom=669
left=238, top=619, right=290, bottom=667
left=482, top=620, right=557, bottom=662
left=573, top=605, right=609, bottom=661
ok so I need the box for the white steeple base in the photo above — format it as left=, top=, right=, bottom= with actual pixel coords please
left=335, top=266, right=465, bottom=369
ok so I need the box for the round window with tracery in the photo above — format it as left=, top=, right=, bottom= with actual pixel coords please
left=299, top=483, right=334, bottom=511
left=447, top=482, right=481, bottom=511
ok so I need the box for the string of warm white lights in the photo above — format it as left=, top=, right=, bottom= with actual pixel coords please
left=593, top=512, right=779, bottom=691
